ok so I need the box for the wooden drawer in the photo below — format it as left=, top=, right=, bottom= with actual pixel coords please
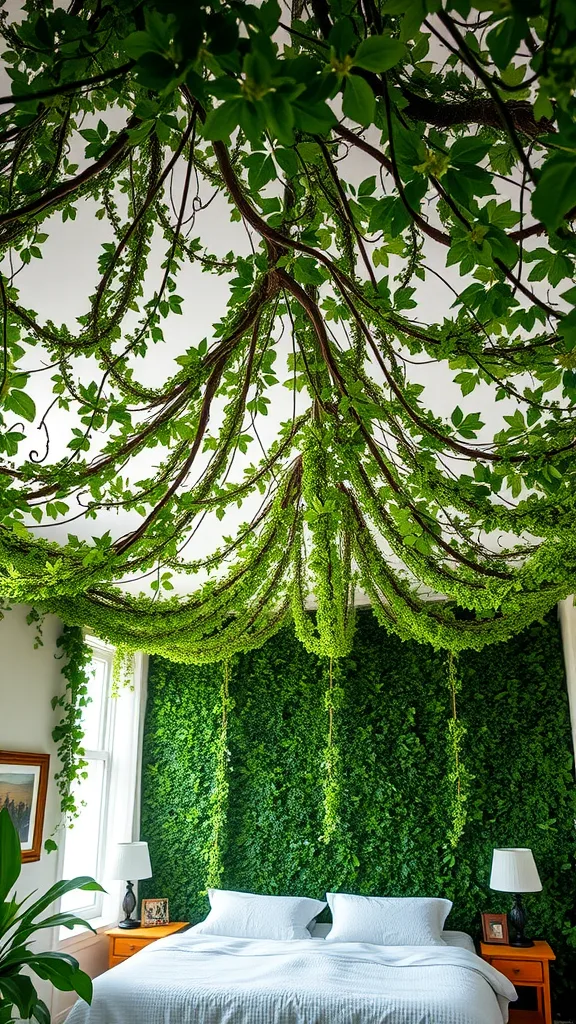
left=109, top=955, right=129, bottom=968
left=113, top=936, right=152, bottom=957
left=491, top=959, right=543, bottom=983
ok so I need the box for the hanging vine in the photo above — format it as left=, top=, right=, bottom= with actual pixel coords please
left=446, top=652, right=469, bottom=849
left=321, top=657, right=343, bottom=844
left=0, top=2, right=575, bottom=661
left=47, top=625, right=92, bottom=851
left=112, top=644, right=134, bottom=697
left=205, top=659, right=232, bottom=888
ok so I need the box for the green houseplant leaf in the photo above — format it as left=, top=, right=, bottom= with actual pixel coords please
left=0, top=809, right=20, bottom=903
left=0, top=811, right=100, bottom=1023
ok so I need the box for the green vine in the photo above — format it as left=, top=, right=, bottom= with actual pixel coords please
left=112, top=644, right=134, bottom=697
left=48, top=626, right=92, bottom=850
left=205, top=660, right=232, bottom=888
left=0, top=3, right=575, bottom=661
left=25, top=607, right=45, bottom=649
left=446, top=652, right=469, bottom=849
left=321, top=657, right=342, bottom=844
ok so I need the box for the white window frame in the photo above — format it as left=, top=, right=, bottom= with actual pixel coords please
left=58, top=639, right=146, bottom=945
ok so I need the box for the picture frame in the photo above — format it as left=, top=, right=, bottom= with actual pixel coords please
left=141, top=898, right=170, bottom=927
left=481, top=912, right=509, bottom=944
left=0, top=750, right=50, bottom=863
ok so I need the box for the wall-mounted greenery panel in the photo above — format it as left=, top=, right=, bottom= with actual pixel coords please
left=140, top=609, right=576, bottom=1011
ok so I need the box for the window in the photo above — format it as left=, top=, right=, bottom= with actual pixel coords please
left=59, top=638, right=144, bottom=935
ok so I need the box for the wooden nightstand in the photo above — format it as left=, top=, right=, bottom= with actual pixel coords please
left=106, top=922, right=188, bottom=968
left=480, top=940, right=555, bottom=1024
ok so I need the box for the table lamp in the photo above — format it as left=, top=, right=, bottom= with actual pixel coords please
left=112, top=841, right=152, bottom=929
left=489, top=847, right=542, bottom=947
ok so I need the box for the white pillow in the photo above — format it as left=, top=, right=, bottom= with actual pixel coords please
left=325, top=893, right=452, bottom=946
left=189, top=889, right=327, bottom=940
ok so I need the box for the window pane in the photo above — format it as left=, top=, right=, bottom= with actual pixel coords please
left=61, top=758, right=105, bottom=913
left=80, top=657, right=108, bottom=750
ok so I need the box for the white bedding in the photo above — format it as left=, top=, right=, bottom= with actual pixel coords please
left=68, top=931, right=516, bottom=1024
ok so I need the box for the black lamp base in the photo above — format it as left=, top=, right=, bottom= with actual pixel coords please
left=118, top=880, right=139, bottom=929
left=509, top=893, right=533, bottom=947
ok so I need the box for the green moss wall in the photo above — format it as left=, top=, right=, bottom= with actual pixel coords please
left=140, top=609, right=576, bottom=1011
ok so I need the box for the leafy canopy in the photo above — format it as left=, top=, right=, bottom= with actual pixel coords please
left=1, top=0, right=576, bottom=660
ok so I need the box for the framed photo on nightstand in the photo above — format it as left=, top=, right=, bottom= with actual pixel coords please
left=141, top=898, right=169, bottom=927
left=481, top=912, right=509, bottom=944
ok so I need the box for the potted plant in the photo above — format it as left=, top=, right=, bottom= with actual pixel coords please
left=0, top=808, right=105, bottom=1023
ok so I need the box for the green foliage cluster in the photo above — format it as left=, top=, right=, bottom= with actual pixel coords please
left=1, top=2, right=576, bottom=659
left=0, top=809, right=104, bottom=1024
left=48, top=625, right=93, bottom=847
left=140, top=609, right=576, bottom=1014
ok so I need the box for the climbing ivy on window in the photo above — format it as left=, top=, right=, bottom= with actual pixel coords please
left=47, top=625, right=92, bottom=850
left=140, top=609, right=576, bottom=1015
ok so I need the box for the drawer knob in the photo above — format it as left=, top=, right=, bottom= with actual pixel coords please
left=129, top=944, right=135, bottom=951
left=513, top=968, right=520, bottom=974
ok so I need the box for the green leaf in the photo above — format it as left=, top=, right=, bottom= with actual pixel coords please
left=123, top=31, right=161, bottom=59
left=245, top=152, right=275, bottom=191
left=533, top=90, right=553, bottom=124
left=532, top=155, right=576, bottom=231
left=203, top=100, right=243, bottom=141
left=275, top=147, right=299, bottom=178
left=0, top=975, right=37, bottom=1019
left=31, top=999, right=50, bottom=1024
left=450, top=137, right=492, bottom=167
left=262, top=92, right=295, bottom=146
left=16, top=877, right=105, bottom=930
left=292, top=101, right=336, bottom=134
left=486, top=15, right=526, bottom=70
left=342, top=75, right=375, bottom=127
left=16, top=953, right=93, bottom=1004
left=329, top=19, right=356, bottom=59
left=353, top=37, right=406, bottom=73
left=0, top=809, right=21, bottom=902
left=133, top=52, right=175, bottom=92
left=4, top=389, right=36, bottom=422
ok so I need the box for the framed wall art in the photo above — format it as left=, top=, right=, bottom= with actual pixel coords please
left=0, top=750, right=50, bottom=862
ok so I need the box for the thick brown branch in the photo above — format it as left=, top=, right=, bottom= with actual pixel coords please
left=0, top=116, right=138, bottom=230
left=0, top=62, right=134, bottom=107
left=402, top=91, right=555, bottom=138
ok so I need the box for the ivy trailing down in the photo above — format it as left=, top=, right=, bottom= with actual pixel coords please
left=2, top=3, right=576, bottom=659
left=48, top=625, right=92, bottom=849
left=446, top=652, right=470, bottom=849
left=140, top=610, right=576, bottom=1013
left=320, top=658, right=342, bottom=844
left=205, top=661, right=232, bottom=889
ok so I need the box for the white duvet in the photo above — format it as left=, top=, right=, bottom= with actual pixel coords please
left=68, top=931, right=517, bottom=1024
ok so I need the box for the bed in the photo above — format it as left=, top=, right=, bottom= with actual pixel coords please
left=67, top=927, right=517, bottom=1024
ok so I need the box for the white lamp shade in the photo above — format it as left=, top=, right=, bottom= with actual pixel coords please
left=490, top=848, right=542, bottom=893
left=111, top=842, right=152, bottom=881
